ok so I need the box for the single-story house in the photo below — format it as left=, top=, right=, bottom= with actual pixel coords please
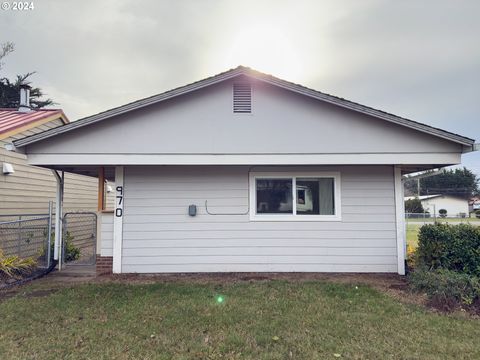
left=11, top=66, right=476, bottom=275
left=0, top=88, right=111, bottom=217
left=405, top=194, right=470, bottom=217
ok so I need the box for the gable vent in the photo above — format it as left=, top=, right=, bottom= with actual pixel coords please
left=233, top=83, right=252, bottom=113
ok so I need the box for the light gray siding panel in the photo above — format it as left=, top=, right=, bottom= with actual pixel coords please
left=100, top=213, right=113, bottom=256
left=123, top=247, right=397, bottom=257
left=123, top=230, right=396, bottom=240
left=122, top=256, right=397, bottom=266
left=122, top=238, right=397, bottom=248
left=122, top=213, right=395, bottom=223
left=122, top=264, right=398, bottom=273
left=121, top=165, right=397, bottom=273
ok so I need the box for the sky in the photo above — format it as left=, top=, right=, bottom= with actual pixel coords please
left=1, top=0, right=478, bottom=174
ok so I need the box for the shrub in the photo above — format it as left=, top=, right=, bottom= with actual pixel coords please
left=41, top=230, right=80, bottom=263
left=405, top=197, right=424, bottom=214
left=0, top=249, right=37, bottom=279
left=416, top=223, right=480, bottom=276
left=409, top=269, right=480, bottom=310
left=439, top=209, right=447, bottom=218
left=476, top=210, right=480, bottom=219
left=64, top=232, right=80, bottom=262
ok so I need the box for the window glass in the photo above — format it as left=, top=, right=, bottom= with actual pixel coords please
left=296, top=178, right=335, bottom=215
left=256, top=179, right=293, bottom=214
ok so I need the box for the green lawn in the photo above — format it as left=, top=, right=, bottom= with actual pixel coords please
left=1, top=281, right=479, bottom=359
left=407, top=223, right=421, bottom=249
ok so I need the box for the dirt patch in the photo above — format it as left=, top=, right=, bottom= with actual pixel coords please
left=0, top=286, right=60, bottom=301
left=100, top=272, right=407, bottom=290
left=22, top=288, right=59, bottom=298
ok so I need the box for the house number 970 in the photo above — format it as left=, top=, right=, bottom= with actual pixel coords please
left=115, top=186, right=123, bottom=217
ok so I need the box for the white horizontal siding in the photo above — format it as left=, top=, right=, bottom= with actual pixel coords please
left=100, top=212, right=114, bottom=256
left=123, top=247, right=397, bottom=257
left=121, top=165, right=397, bottom=273
left=122, top=264, right=396, bottom=273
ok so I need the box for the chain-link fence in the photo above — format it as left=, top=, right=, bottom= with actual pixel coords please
left=0, top=216, right=52, bottom=264
left=63, top=212, right=97, bottom=266
left=0, top=210, right=97, bottom=286
left=406, top=212, right=475, bottom=221
left=0, top=215, right=53, bottom=285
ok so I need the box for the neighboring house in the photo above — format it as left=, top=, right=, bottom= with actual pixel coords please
left=404, top=195, right=470, bottom=217
left=13, top=66, right=476, bottom=275
left=0, top=97, right=104, bottom=216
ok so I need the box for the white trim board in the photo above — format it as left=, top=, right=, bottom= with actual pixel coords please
left=112, top=166, right=124, bottom=274
left=25, top=152, right=462, bottom=166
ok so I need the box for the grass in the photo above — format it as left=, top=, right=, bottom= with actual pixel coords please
left=407, top=223, right=421, bottom=249
left=1, top=281, right=480, bottom=359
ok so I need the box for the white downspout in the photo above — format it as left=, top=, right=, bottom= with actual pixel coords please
left=52, top=170, right=64, bottom=270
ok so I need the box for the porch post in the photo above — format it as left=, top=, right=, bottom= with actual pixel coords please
left=394, top=166, right=406, bottom=275
left=112, top=166, right=124, bottom=273
left=52, top=170, right=64, bottom=269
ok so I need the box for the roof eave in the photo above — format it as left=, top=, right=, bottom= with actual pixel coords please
left=1, top=110, right=69, bottom=141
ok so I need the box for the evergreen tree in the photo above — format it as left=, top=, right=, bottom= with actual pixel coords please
left=405, top=197, right=425, bottom=213
left=0, top=73, right=54, bottom=109
left=0, top=41, right=54, bottom=109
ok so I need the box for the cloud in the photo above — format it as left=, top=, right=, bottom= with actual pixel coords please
left=1, top=0, right=478, bottom=173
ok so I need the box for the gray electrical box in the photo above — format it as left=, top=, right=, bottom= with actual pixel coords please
left=188, top=204, right=197, bottom=216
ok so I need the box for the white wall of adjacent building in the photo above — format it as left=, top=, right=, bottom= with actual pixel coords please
left=421, top=196, right=470, bottom=217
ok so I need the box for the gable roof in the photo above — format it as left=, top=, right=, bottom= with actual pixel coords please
left=0, top=108, right=69, bottom=140
left=13, top=66, right=475, bottom=148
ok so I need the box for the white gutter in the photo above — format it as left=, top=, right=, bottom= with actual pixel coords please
left=402, top=168, right=444, bottom=182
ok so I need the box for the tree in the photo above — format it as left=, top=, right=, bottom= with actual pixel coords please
left=405, top=197, right=424, bottom=213
left=0, top=41, right=54, bottom=109
left=0, top=42, right=14, bottom=70
left=0, top=72, right=54, bottom=109
left=404, top=167, right=479, bottom=200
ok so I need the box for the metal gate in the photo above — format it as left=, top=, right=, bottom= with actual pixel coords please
left=62, top=212, right=97, bottom=266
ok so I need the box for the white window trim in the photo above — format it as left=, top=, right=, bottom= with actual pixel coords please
left=249, top=171, right=342, bottom=222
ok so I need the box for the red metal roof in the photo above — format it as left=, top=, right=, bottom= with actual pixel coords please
left=0, top=108, right=68, bottom=137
